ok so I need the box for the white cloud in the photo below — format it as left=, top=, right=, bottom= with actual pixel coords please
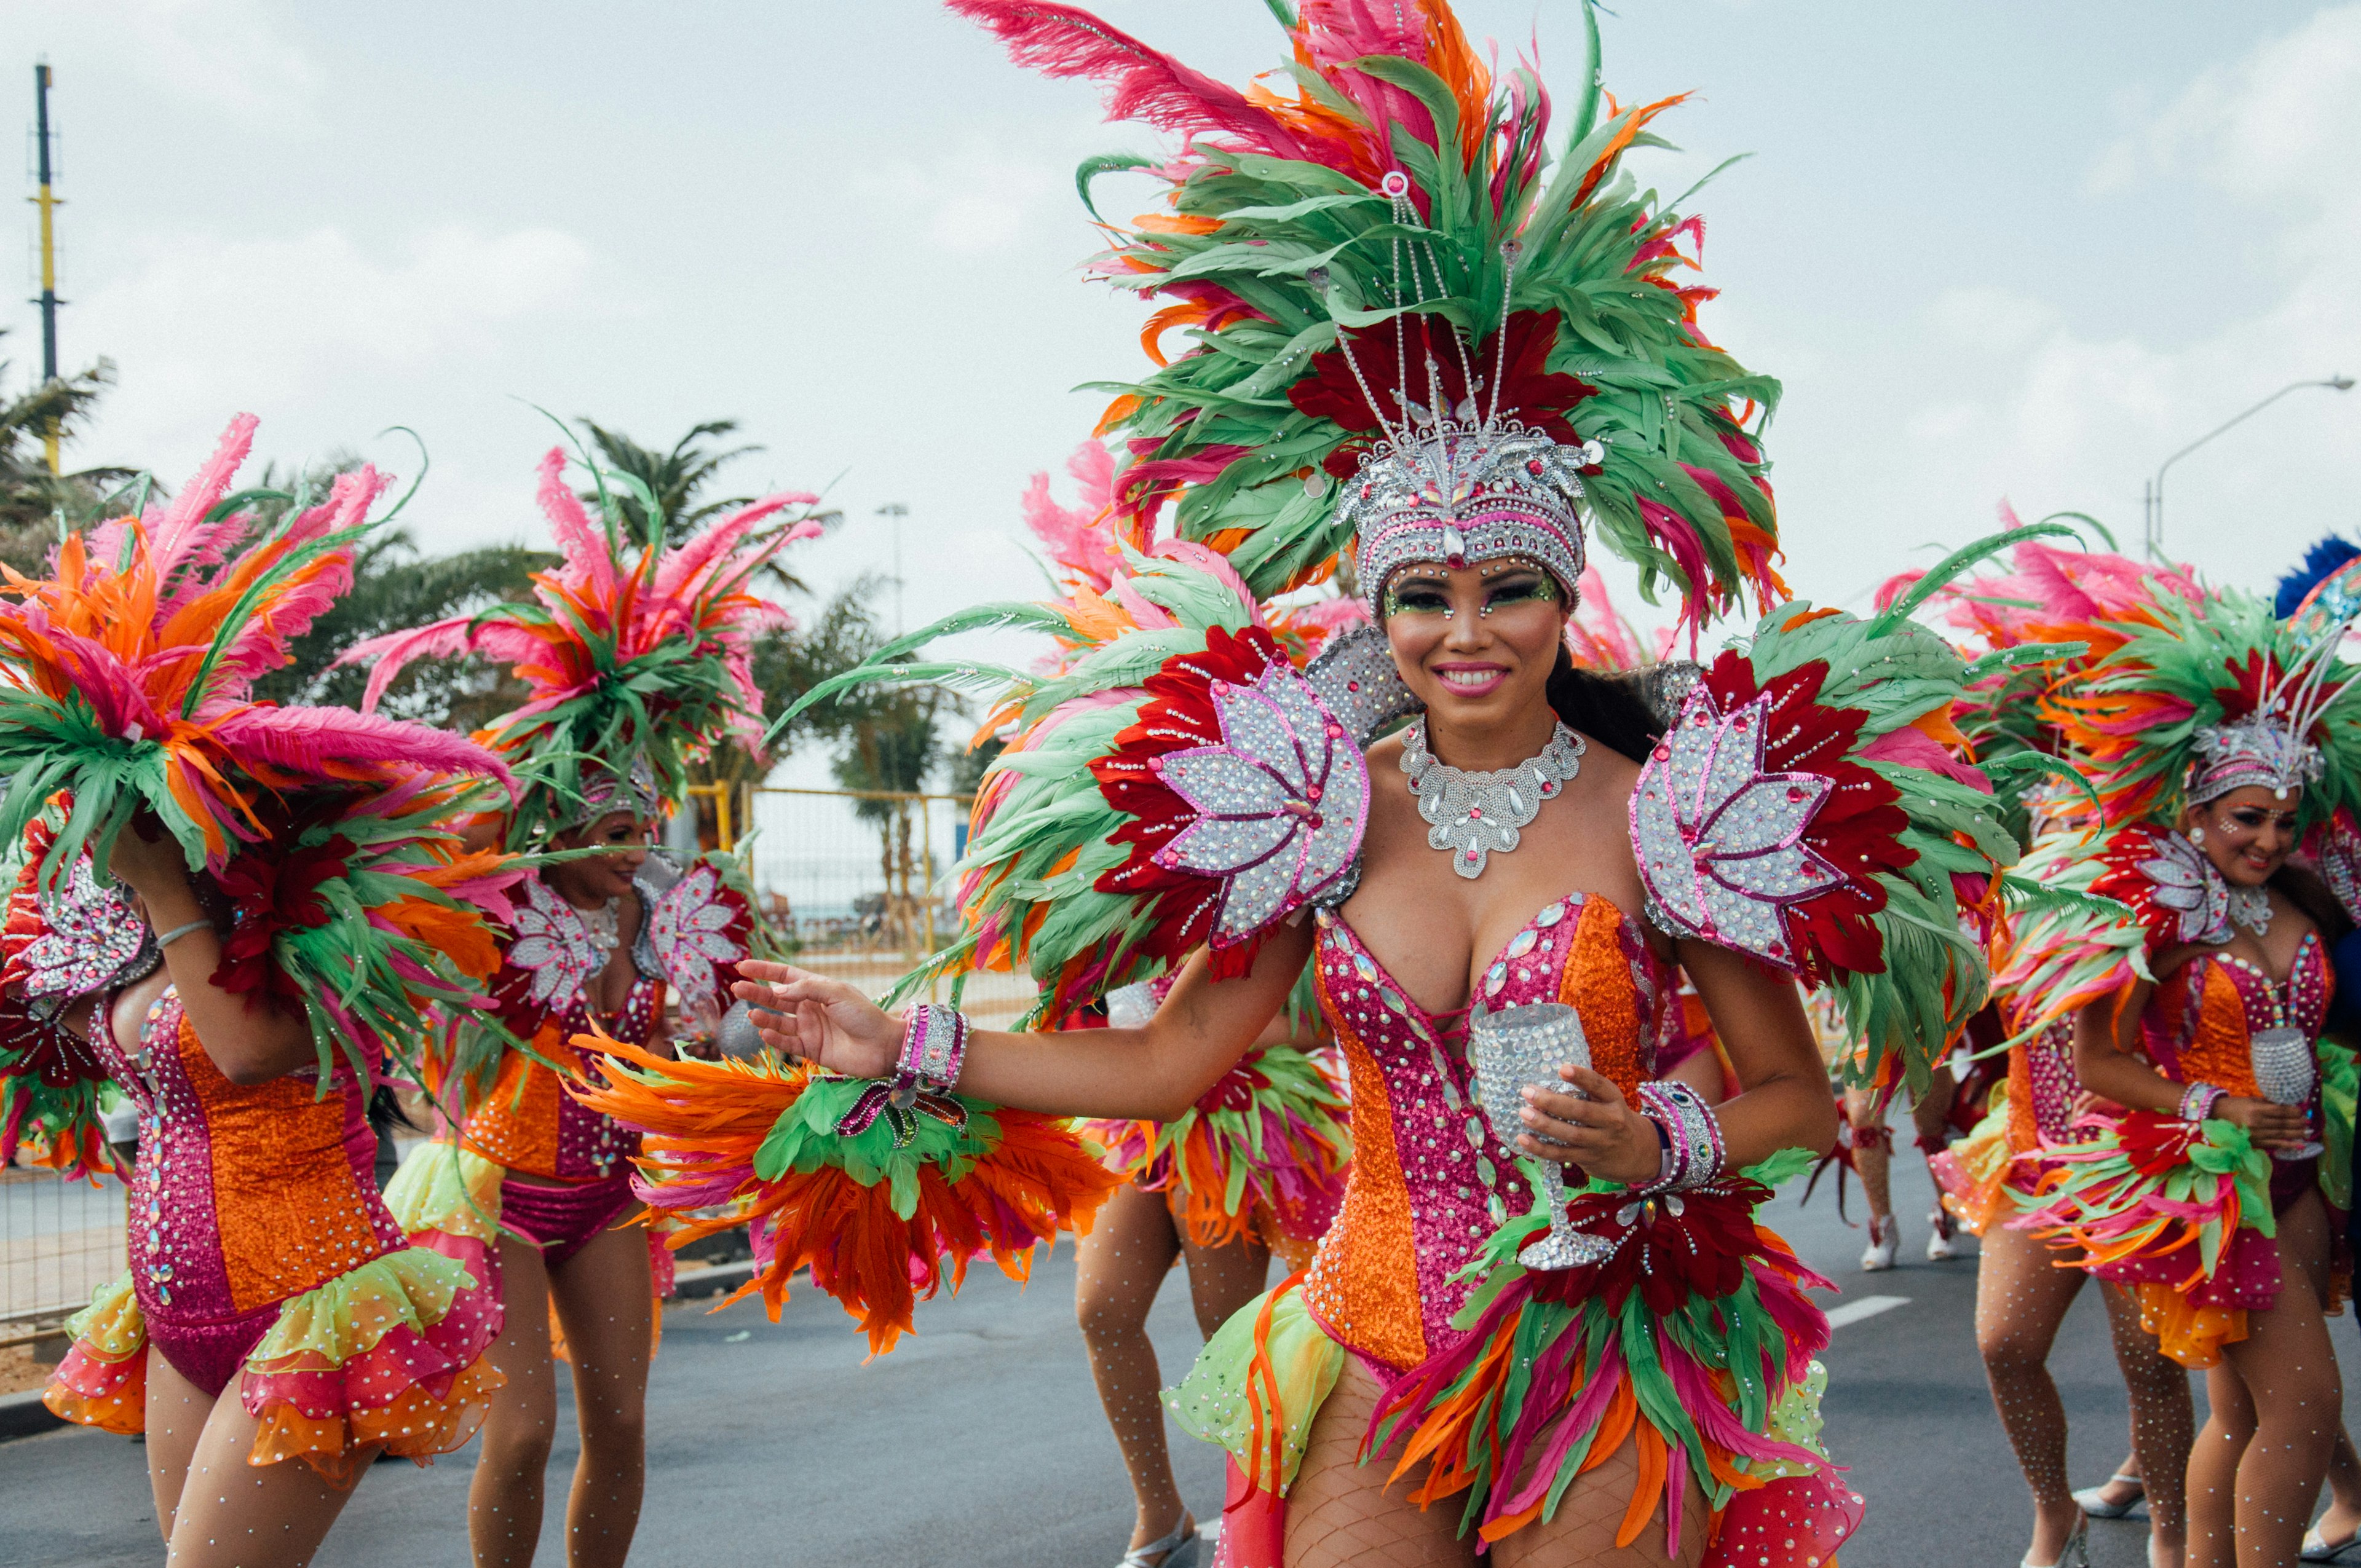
left=75, top=223, right=595, bottom=472
left=23, top=0, right=321, bottom=122
left=1790, top=4, right=2361, bottom=594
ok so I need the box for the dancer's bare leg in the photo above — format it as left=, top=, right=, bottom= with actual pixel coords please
left=2187, top=1191, right=2339, bottom=1568
left=158, top=1361, right=380, bottom=1567
left=2098, top=1281, right=2193, bottom=1564
left=2314, top=1425, right=2361, bottom=1547
left=1842, top=1087, right=1896, bottom=1262
left=1283, top=1357, right=1473, bottom=1568
left=472, top=1235, right=558, bottom=1567
left=145, top=1345, right=212, bottom=1540
left=1977, top=1222, right=2094, bottom=1566
left=546, top=1219, right=654, bottom=1568
left=1077, top=1183, right=1192, bottom=1560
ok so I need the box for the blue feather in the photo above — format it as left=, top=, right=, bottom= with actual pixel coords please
left=2275, top=535, right=2361, bottom=619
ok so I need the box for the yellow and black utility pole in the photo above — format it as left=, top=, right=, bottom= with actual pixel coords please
left=30, top=62, right=62, bottom=475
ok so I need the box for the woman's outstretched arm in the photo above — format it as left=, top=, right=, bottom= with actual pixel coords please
left=733, top=920, right=1313, bottom=1123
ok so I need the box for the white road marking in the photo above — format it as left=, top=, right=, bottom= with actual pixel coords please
left=1824, top=1294, right=1910, bottom=1330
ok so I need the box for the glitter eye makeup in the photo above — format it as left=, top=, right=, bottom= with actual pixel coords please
left=1478, top=571, right=1557, bottom=617
left=1382, top=576, right=1457, bottom=620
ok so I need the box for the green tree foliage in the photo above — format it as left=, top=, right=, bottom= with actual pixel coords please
left=0, top=333, right=135, bottom=572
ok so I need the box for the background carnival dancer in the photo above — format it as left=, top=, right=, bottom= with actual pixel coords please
left=681, top=4, right=2051, bottom=1562
left=1027, top=446, right=1355, bottom=1568
left=1907, top=533, right=2206, bottom=1568
left=2003, top=575, right=2361, bottom=1568
left=1075, top=976, right=1350, bottom=1568
left=0, top=416, right=523, bottom=1565
left=344, top=441, right=823, bottom=1568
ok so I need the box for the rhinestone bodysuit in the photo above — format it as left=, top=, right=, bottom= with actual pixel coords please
left=1300, top=891, right=1672, bottom=1373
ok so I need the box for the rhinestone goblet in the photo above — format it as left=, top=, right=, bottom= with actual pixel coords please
left=1468, top=1003, right=1615, bottom=1269
left=2248, top=1025, right=2324, bottom=1160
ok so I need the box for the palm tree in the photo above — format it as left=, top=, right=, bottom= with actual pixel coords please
left=243, top=457, right=553, bottom=727
left=0, top=331, right=135, bottom=572
left=576, top=417, right=825, bottom=597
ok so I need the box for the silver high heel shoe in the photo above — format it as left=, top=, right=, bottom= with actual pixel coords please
left=2021, top=1515, right=2090, bottom=1568
left=2071, top=1472, right=2145, bottom=1519
left=2303, top=1524, right=2361, bottom=1564
left=1120, top=1518, right=1203, bottom=1568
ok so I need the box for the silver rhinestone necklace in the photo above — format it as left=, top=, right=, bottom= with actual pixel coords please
left=1401, top=715, right=1585, bottom=879
left=2228, top=884, right=2273, bottom=938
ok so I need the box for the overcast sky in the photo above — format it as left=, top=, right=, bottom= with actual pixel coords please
left=11, top=1, right=2360, bottom=655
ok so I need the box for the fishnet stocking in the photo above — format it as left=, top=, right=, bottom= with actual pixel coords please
left=1284, top=1358, right=1472, bottom=1568
left=1489, top=1441, right=1709, bottom=1568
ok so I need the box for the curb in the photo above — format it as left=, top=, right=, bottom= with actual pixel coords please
left=0, top=1264, right=762, bottom=1446
left=0, top=1389, right=63, bottom=1443
left=670, top=1261, right=756, bottom=1301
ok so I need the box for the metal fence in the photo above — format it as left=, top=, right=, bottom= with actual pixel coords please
left=734, top=786, right=1040, bottom=1029
left=0, top=1166, right=124, bottom=1342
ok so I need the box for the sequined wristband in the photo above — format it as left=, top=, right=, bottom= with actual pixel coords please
left=2178, top=1081, right=2227, bottom=1124
left=1633, top=1081, right=1724, bottom=1195
left=898, top=1004, right=970, bottom=1096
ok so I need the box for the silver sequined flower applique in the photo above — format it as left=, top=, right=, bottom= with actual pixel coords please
left=1149, top=663, right=1370, bottom=946
left=1629, top=685, right=1845, bottom=969
left=647, top=864, right=748, bottom=1018
left=507, top=878, right=603, bottom=1009
left=2138, top=830, right=2232, bottom=947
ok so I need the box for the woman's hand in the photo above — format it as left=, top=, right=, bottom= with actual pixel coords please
left=106, top=816, right=196, bottom=907
left=1515, top=1064, right=1663, bottom=1186
left=731, top=960, right=900, bottom=1079
left=2213, top=1095, right=2311, bottom=1152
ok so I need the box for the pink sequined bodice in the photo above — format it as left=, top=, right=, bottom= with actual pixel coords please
left=1300, top=892, right=1672, bottom=1373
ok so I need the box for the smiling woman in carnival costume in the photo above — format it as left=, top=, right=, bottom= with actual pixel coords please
left=344, top=447, right=822, bottom=1568
left=1908, top=534, right=2205, bottom=1568
left=2002, top=572, right=2361, bottom=1568
left=0, top=416, right=524, bottom=1565
left=613, top=4, right=2046, bottom=1564
left=1027, top=441, right=1356, bottom=1568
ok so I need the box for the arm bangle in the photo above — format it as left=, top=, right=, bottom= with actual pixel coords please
left=154, top=920, right=213, bottom=950
left=1632, top=1081, right=1725, bottom=1196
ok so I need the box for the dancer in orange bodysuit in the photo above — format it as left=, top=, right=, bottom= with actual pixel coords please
left=356, top=444, right=820, bottom=1568
left=0, top=418, right=520, bottom=1564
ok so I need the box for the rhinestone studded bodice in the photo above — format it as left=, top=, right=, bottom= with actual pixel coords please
left=2143, top=931, right=2330, bottom=1100
left=91, top=988, right=404, bottom=1326
left=462, top=966, right=665, bottom=1183
left=1300, top=892, right=1671, bottom=1373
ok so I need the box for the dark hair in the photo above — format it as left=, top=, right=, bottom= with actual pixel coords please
left=367, top=1085, right=417, bottom=1135
left=1544, top=644, right=1664, bottom=764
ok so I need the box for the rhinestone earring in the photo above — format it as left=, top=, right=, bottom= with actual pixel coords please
left=2191, top=826, right=2205, bottom=845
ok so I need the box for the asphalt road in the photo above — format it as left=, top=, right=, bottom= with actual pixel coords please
left=6, top=1156, right=2355, bottom=1568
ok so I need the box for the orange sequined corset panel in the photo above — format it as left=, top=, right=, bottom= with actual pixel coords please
left=1301, top=893, right=1667, bottom=1374
left=461, top=971, right=664, bottom=1181
left=2142, top=932, right=2330, bottom=1100
left=92, top=990, right=403, bottom=1327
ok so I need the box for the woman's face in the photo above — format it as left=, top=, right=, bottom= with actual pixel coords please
left=545, top=809, right=652, bottom=905
left=1381, top=557, right=1564, bottom=733
left=2185, top=784, right=2303, bottom=888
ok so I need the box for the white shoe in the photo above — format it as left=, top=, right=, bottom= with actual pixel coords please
left=2303, top=1525, right=2361, bottom=1562
left=1121, top=1518, right=1202, bottom=1568
left=1926, top=1207, right=1957, bottom=1261
left=1861, top=1216, right=1898, bottom=1272
left=2070, top=1473, right=2143, bottom=1519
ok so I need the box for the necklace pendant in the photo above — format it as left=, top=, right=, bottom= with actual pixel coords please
left=2228, top=884, right=2273, bottom=939
left=1403, top=717, right=1585, bottom=880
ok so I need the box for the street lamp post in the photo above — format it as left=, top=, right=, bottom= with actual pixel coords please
left=2144, top=376, right=2355, bottom=556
